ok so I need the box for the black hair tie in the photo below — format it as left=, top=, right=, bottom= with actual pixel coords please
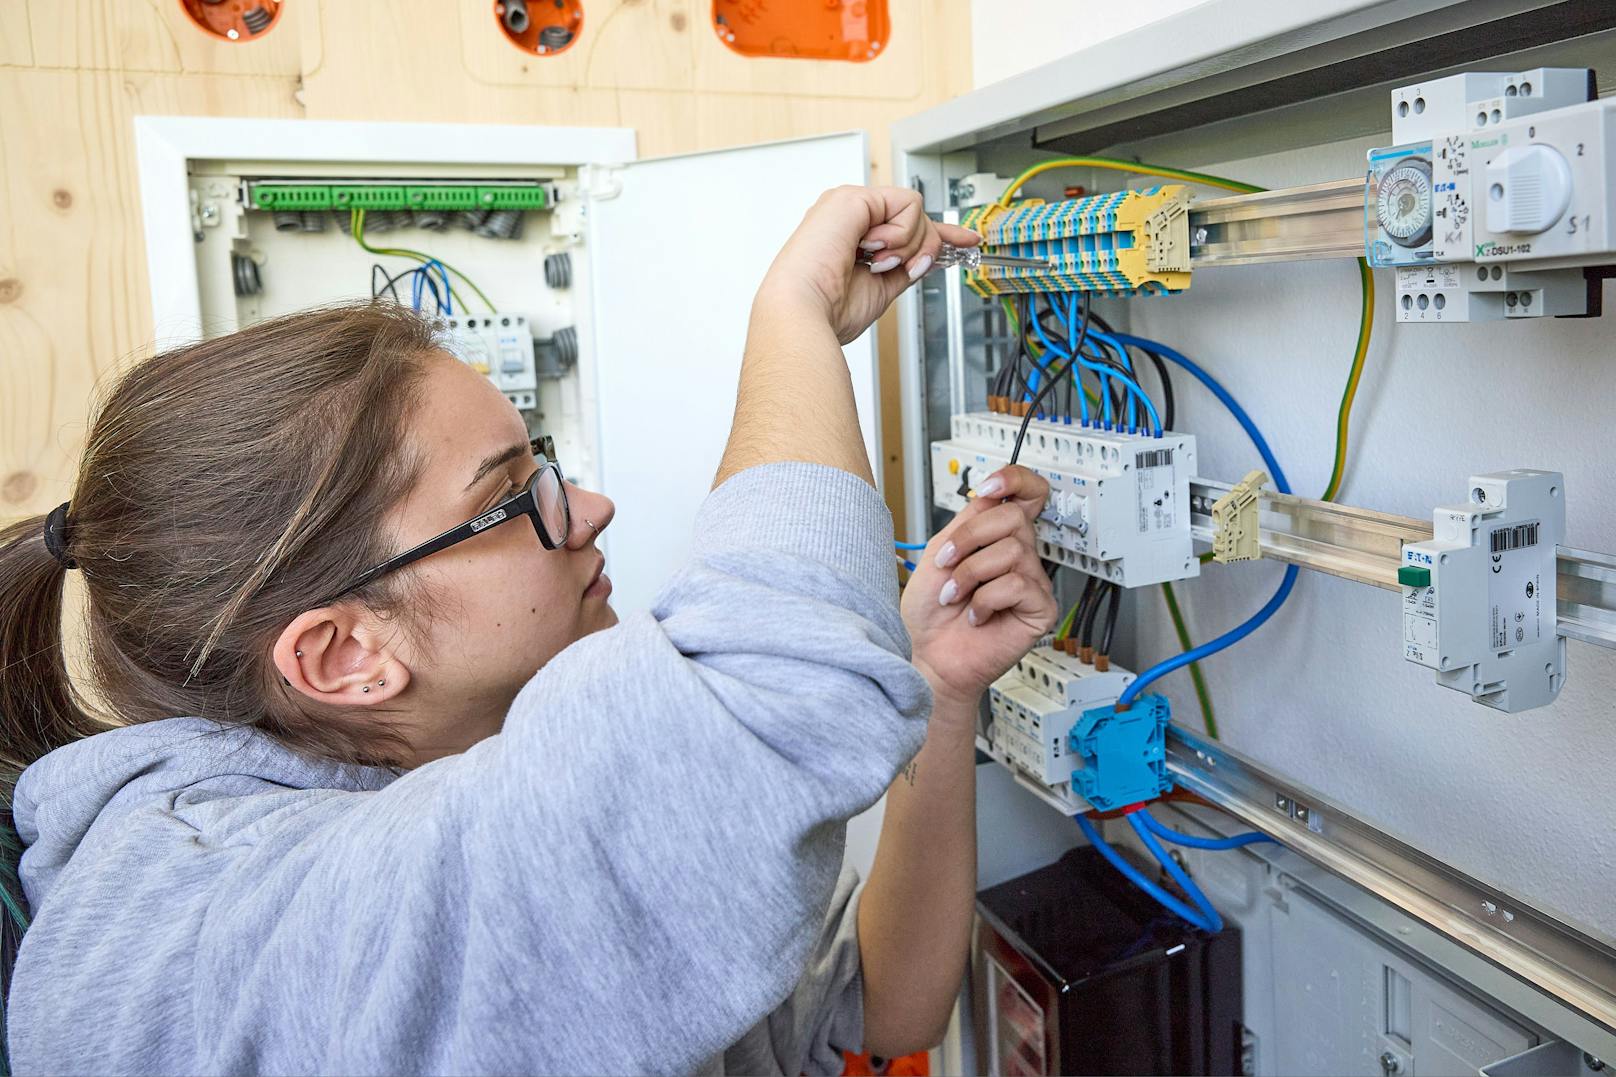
left=42, top=503, right=78, bottom=570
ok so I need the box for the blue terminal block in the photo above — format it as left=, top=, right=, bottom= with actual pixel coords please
left=1067, top=694, right=1172, bottom=810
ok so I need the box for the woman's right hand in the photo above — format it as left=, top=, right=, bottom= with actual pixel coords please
left=755, top=186, right=982, bottom=346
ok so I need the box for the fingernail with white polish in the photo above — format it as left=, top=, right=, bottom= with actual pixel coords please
left=935, top=541, right=956, bottom=568
left=967, top=607, right=980, bottom=627
left=907, top=254, right=934, bottom=281
left=868, top=255, right=902, bottom=273
left=977, top=474, right=1005, bottom=498
left=938, top=579, right=958, bottom=606
left=859, top=239, right=886, bottom=252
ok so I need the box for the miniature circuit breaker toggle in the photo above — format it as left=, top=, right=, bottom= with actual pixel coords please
left=1400, top=469, right=1566, bottom=713
left=931, top=413, right=1198, bottom=587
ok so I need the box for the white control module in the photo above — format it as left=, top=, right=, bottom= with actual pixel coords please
left=1400, top=469, right=1565, bottom=713
left=1368, top=68, right=1594, bottom=321
left=442, top=314, right=540, bottom=411
left=931, top=413, right=1198, bottom=587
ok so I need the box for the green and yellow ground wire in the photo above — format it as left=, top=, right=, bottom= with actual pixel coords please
left=989, top=156, right=1376, bottom=737
left=349, top=210, right=498, bottom=313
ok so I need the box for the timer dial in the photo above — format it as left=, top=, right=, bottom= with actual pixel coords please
left=1377, top=158, right=1434, bottom=248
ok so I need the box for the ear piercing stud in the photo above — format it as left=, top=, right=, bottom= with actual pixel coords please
left=295, top=650, right=303, bottom=657
left=361, top=686, right=370, bottom=694
left=377, top=679, right=386, bottom=687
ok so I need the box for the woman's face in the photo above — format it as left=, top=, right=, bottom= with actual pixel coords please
left=373, top=354, right=617, bottom=756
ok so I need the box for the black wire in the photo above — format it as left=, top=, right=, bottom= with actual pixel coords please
left=1010, top=294, right=1091, bottom=464
left=1098, top=582, right=1123, bottom=656
left=1142, top=347, right=1176, bottom=430
left=1079, top=580, right=1111, bottom=650
left=1066, top=576, right=1100, bottom=640
left=370, top=263, right=402, bottom=302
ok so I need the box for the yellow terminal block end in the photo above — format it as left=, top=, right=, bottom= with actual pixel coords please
left=948, top=458, right=960, bottom=476
left=1211, top=469, right=1267, bottom=563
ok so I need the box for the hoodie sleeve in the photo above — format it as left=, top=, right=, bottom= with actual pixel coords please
left=194, top=462, right=930, bottom=1076
left=722, top=865, right=868, bottom=1077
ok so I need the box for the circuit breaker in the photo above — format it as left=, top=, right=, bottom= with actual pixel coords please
left=442, top=314, right=540, bottom=410
left=1400, top=469, right=1565, bottom=713
left=931, top=413, right=1197, bottom=587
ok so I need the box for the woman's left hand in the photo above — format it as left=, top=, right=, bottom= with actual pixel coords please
left=901, top=465, right=1058, bottom=715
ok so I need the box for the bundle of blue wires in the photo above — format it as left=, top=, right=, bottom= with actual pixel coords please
left=1025, top=295, right=1163, bottom=435
left=1077, top=810, right=1274, bottom=933
left=410, top=260, right=453, bottom=315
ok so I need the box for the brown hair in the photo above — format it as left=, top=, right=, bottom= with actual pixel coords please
left=0, top=302, right=445, bottom=1055
left=0, top=302, right=448, bottom=783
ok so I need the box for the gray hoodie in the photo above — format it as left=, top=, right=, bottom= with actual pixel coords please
left=7, top=463, right=930, bottom=1075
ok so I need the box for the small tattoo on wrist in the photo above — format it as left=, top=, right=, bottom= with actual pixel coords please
left=903, top=760, right=919, bottom=786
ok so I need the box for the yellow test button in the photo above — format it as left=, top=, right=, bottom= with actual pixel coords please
left=948, top=458, right=960, bottom=475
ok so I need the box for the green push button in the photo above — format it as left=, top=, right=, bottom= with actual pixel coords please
left=1398, top=565, right=1431, bottom=587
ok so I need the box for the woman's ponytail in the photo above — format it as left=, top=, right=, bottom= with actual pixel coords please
left=0, top=511, right=102, bottom=1070
left=0, top=512, right=99, bottom=778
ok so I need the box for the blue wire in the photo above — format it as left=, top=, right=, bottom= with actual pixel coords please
left=425, top=259, right=452, bottom=314
left=1098, top=330, right=1297, bottom=707
left=1070, top=348, right=1161, bottom=435
left=1026, top=303, right=1067, bottom=413
left=1062, top=294, right=1089, bottom=426
left=410, top=266, right=425, bottom=312
left=1128, top=813, right=1224, bottom=932
left=894, top=540, right=928, bottom=551
left=1139, top=810, right=1274, bottom=850
left=1097, top=333, right=1137, bottom=431
left=1075, top=814, right=1216, bottom=931
left=1105, top=333, right=1290, bottom=494
left=1121, top=564, right=1298, bottom=706
left=897, top=556, right=917, bottom=572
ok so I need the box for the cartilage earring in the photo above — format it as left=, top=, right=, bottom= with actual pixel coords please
left=361, top=686, right=370, bottom=694
left=377, top=679, right=386, bottom=687
left=295, top=650, right=303, bottom=657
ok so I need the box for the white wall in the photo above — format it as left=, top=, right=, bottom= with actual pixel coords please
left=970, top=0, right=1212, bottom=88
left=1113, top=133, right=1616, bottom=938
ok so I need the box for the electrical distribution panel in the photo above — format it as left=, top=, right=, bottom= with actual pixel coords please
left=931, top=413, right=1197, bottom=587
left=982, top=642, right=1171, bottom=814
left=1367, top=68, right=1597, bottom=321
left=1400, top=469, right=1566, bottom=713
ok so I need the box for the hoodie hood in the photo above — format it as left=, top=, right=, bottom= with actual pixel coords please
left=12, top=717, right=395, bottom=910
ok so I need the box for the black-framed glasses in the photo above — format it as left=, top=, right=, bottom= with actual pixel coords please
left=320, top=438, right=570, bottom=605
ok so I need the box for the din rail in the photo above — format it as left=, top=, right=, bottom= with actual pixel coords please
left=1187, top=178, right=1366, bottom=267
left=1167, top=726, right=1616, bottom=1046
left=1187, top=479, right=1616, bottom=650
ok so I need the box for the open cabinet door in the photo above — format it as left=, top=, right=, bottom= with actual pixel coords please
left=583, top=133, right=874, bottom=614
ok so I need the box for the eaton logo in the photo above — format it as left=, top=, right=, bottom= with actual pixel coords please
left=470, top=508, right=508, bottom=532
left=1406, top=550, right=1434, bottom=565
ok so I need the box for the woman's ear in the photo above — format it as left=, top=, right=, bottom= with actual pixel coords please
left=273, top=607, right=410, bottom=707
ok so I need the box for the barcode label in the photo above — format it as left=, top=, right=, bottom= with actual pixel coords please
left=1490, top=522, right=1539, bottom=553
left=1136, top=449, right=1173, bottom=469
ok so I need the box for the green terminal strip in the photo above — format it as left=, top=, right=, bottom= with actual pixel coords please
left=249, top=183, right=551, bottom=213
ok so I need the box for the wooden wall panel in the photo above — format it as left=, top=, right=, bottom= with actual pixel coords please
left=1, top=0, right=972, bottom=527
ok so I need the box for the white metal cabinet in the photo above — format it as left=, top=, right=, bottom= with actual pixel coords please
left=135, top=121, right=878, bottom=620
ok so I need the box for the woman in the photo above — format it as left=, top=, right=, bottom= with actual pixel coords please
left=0, top=186, right=1055, bottom=1074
